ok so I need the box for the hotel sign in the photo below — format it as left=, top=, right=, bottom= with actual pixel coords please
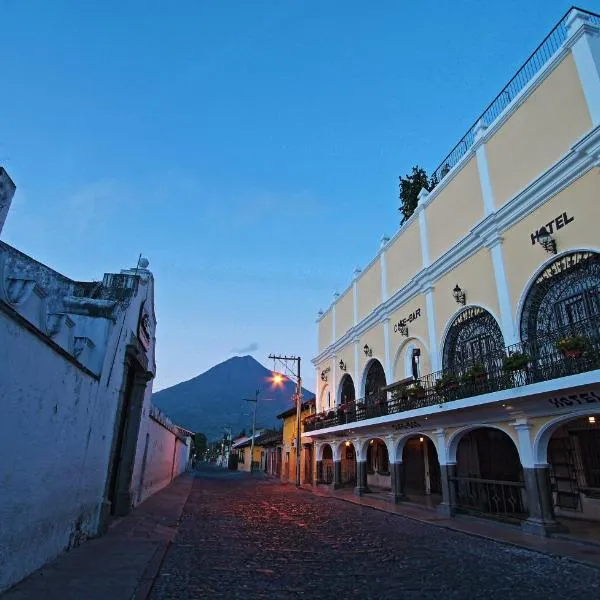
left=547, top=389, right=600, bottom=409
left=530, top=212, right=574, bottom=245
left=392, top=420, right=421, bottom=431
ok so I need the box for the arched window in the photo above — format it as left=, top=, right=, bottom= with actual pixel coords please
left=520, top=251, right=600, bottom=340
left=339, top=375, right=355, bottom=405
left=364, top=360, right=386, bottom=402
left=442, top=307, right=504, bottom=372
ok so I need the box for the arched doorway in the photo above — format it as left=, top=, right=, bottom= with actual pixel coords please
left=366, top=438, right=391, bottom=491
left=454, top=427, right=526, bottom=521
left=545, top=415, right=600, bottom=525
left=339, top=374, right=356, bottom=405
left=340, top=441, right=357, bottom=487
left=364, top=360, right=386, bottom=401
left=401, top=435, right=441, bottom=507
left=442, top=307, right=505, bottom=373
left=319, top=444, right=333, bottom=484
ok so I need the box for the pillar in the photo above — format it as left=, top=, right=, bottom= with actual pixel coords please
left=332, top=460, right=342, bottom=490
left=521, top=466, right=565, bottom=536
left=354, top=461, right=369, bottom=496
left=390, top=462, right=406, bottom=504
left=438, top=463, right=457, bottom=517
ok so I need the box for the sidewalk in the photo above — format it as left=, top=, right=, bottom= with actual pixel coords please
left=1, top=473, right=195, bottom=600
left=309, top=485, right=600, bottom=569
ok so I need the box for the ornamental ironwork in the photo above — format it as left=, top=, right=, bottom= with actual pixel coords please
left=442, top=307, right=504, bottom=372
left=520, top=252, right=600, bottom=340
left=364, top=360, right=386, bottom=402
left=340, top=374, right=356, bottom=404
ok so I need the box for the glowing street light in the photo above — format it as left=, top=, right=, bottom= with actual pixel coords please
left=269, top=372, right=286, bottom=388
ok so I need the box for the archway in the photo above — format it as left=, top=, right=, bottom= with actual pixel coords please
left=366, top=438, right=391, bottom=491
left=363, top=359, right=387, bottom=402
left=543, top=414, right=600, bottom=527
left=339, top=440, right=357, bottom=487
left=338, top=374, right=356, bottom=405
left=401, top=435, right=442, bottom=507
left=319, top=384, right=331, bottom=413
left=520, top=251, right=600, bottom=341
left=454, top=427, right=526, bottom=521
left=442, top=307, right=505, bottom=373
left=318, top=444, right=334, bottom=484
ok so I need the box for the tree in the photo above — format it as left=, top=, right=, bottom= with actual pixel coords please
left=398, top=166, right=436, bottom=225
left=193, top=432, right=207, bottom=458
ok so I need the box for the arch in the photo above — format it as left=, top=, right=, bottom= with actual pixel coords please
left=391, top=432, right=443, bottom=464
left=317, top=442, right=334, bottom=461
left=337, top=373, right=356, bottom=405
left=319, top=384, right=331, bottom=413
left=360, top=358, right=387, bottom=400
left=335, top=440, right=357, bottom=486
left=392, top=335, right=430, bottom=382
left=365, top=437, right=391, bottom=489
left=400, top=433, right=443, bottom=504
left=517, top=250, right=600, bottom=341
left=533, top=408, right=600, bottom=465
left=441, top=305, right=505, bottom=372
left=447, top=423, right=518, bottom=464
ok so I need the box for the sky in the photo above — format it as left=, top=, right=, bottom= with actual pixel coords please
left=0, top=0, right=589, bottom=392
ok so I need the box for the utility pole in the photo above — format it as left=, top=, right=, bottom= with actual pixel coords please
left=243, top=389, right=259, bottom=473
left=268, top=354, right=302, bottom=487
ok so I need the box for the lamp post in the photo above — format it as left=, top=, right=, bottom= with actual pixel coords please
left=243, top=389, right=260, bottom=473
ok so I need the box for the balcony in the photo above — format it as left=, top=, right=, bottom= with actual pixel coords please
left=304, top=317, right=600, bottom=433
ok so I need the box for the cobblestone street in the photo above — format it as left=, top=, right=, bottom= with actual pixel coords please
left=150, top=467, right=600, bottom=600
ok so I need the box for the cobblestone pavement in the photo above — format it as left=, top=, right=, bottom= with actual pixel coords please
left=150, top=467, right=600, bottom=600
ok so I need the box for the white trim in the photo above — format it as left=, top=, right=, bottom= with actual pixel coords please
left=383, top=318, right=392, bottom=383
left=567, top=9, right=600, bottom=126
left=417, top=194, right=430, bottom=269
left=391, top=335, right=430, bottom=382
left=424, top=288, right=439, bottom=372
left=312, top=126, right=600, bottom=366
left=301, top=369, right=600, bottom=438
left=489, top=238, right=517, bottom=345
left=475, top=139, right=496, bottom=217
left=352, top=271, right=359, bottom=326
left=331, top=355, right=337, bottom=408
left=353, top=338, right=360, bottom=400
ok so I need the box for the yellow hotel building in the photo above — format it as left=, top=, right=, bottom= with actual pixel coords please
left=305, top=7, right=600, bottom=536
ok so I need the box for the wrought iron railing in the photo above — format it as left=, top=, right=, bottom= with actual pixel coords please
left=431, top=7, right=600, bottom=183
left=304, top=316, right=600, bottom=433
left=451, top=476, right=528, bottom=519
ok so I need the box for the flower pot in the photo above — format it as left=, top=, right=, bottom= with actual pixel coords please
left=562, top=349, right=583, bottom=359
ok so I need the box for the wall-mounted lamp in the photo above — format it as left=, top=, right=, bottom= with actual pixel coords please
left=589, top=416, right=596, bottom=424
left=363, top=344, right=372, bottom=357
left=339, top=359, right=346, bottom=371
left=537, top=226, right=557, bottom=254
left=419, top=436, right=424, bottom=443
left=345, top=440, right=351, bottom=447
left=320, top=371, right=328, bottom=382
left=452, top=284, right=466, bottom=306
left=397, top=324, right=409, bottom=337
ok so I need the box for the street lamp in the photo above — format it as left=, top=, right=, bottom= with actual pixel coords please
left=537, top=226, right=557, bottom=254
left=452, top=284, right=466, bottom=305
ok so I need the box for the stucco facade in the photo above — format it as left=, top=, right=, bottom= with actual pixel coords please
left=308, top=8, right=600, bottom=537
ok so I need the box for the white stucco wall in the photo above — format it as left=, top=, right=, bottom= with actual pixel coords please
left=0, top=309, right=114, bottom=591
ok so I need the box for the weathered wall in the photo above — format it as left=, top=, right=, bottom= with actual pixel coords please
left=0, top=308, right=109, bottom=592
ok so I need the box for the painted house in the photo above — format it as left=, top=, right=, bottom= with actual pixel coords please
left=306, top=7, right=600, bottom=537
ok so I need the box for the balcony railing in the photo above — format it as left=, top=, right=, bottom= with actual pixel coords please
left=304, top=317, right=600, bottom=433
left=431, top=7, right=600, bottom=183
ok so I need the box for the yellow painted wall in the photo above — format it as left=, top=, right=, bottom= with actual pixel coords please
left=237, top=444, right=263, bottom=472
left=434, top=249, right=500, bottom=345
left=281, top=405, right=315, bottom=484
left=335, top=289, right=354, bottom=340
left=426, top=157, right=484, bottom=262
left=335, top=343, right=355, bottom=401
left=357, top=260, right=382, bottom=321
left=357, top=324, right=385, bottom=393
left=502, top=167, right=600, bottom=315
left=318, top=310, right=332, bottom=352
left=486, top=53, right=592, bottom=209
left=386, top=221, right=422, bottom=296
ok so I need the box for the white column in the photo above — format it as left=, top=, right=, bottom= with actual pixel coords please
left=331, top=292, right=339, bottom=344
left=331, top=354, right=337, bottom=407
left=567, top=9, right=600, bottom=126
left=416, top=189, right=430, bottom=269
left=353, top=338, right=361, bottom=400
left=352, top=269, right=361, bottom=326
left=424, top=285, right=440, bottom=372
left=474, top=119, right=495, bottom=216
left=489, top=236, right=517, bottom=346
left=380, top=235, right=390, bottom=302
left=513, top=418, right=536, bottom=469
left=383, top=317, right=392, bottom=385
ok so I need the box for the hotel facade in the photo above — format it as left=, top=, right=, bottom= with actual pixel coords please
left=306, top=7, right=600, bottom=536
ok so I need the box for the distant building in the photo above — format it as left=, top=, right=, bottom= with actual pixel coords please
left=307, top=8, right=600, bottom=537
left=278, top=398, right=316, bottom=485
left=0, top=167, right=189, bottom=591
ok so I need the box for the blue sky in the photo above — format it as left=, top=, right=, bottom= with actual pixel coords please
left=0, top=0, right=588, bottom=392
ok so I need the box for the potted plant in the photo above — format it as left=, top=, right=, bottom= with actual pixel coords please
left=556, top=335, right=588, bottom=358
left=435, top=372, right=458, bottom=394
left=503, top=351, right=529, bottom=373
left=462, top=362, right=487, bottom=383
left=407, top=382, right=426, bottom=400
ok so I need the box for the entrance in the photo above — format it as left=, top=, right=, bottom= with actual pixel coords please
left=402, top=436, right=442, bottom=506
left=320, top=445, right=333, bottom=484
left=341, top=442, right=357, bottom=486
left=303, top=445, right=313, bottom=484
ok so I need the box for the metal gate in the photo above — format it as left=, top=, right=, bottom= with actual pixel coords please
left=548, top=436, right=581, bottom=511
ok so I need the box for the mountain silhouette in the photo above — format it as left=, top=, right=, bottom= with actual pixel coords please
left=152, top=355, right=314, bottom=441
